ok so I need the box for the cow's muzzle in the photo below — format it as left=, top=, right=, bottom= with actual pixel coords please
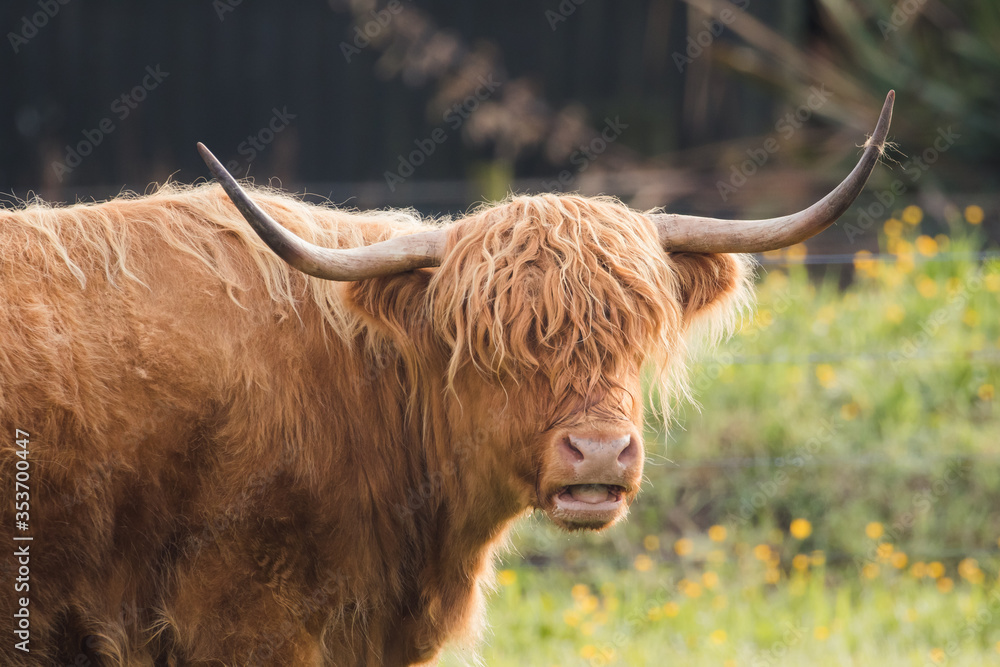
left=543, top=431, right=643, bottom=530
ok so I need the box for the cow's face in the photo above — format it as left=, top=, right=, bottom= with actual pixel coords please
left=201, top=92, right=891, bottom=528
left=352, top=195, right=750, bottom=531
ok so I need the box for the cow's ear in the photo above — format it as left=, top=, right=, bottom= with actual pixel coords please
left=343, top=270, right=434, bottom=342
left=668, top=252, right=753, bottom=331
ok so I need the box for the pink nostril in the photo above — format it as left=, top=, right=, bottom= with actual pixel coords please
left=560, top=437, right=585, bottom=463
left=617, top=437, right=638, bottom=466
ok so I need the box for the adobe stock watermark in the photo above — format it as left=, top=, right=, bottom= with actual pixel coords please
left=843, top=125, right=960, bottom=243
left=340, top=0, right=412, bottom=63
left=887, top=266, right=984, bottom=371
left=716, top=84, right=831, bottom=202
left=580, top=580, right=676, bottom=666
left=541, top=116, right=629, bottom=191
left=221, top=106, right=297, bottom=174
left=213, top=0, right=243, bottom=21
left=50, top=65, right=170, bottom=182
left=924, top=590, right=1000, bottom=666
left=545, top=0, right=586, bottom=31
left=672, top=0, right=750, bottom=73
left=852, top=459, right=968, bottom=577
left=383, top=73, right=503, bottom=192
left=724, top=416, right=840, bottom=529
left=879, top=0, right=927, bottom=38
left=737, top=623, right=807, bottom=667
left=7, top=0, right=71, bottom=54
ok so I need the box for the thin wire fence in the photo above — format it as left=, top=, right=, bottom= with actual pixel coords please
left=756, top=250, right=1000, bottom=265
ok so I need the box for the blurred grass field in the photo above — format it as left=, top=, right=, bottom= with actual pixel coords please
left=443, top=204, right=1000, bottom=666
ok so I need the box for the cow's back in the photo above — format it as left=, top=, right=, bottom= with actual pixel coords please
left=0, top=185, right=429, bottom=663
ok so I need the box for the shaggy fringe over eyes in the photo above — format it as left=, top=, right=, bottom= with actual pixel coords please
left=429, top=193, right=731, bottom=417
left=1, top=184, right=751, bottom=421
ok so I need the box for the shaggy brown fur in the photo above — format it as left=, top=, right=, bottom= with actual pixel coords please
left=0, top=184, right=751, bottom=665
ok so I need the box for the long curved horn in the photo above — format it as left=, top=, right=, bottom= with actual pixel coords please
left=650, top=90, right=894, bottom=253
left=197, top=143, right=446, bottom=281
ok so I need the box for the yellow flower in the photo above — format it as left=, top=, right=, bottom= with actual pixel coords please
left=815, top=364, right=836, bottom=389
left=917, top=276, right=938, bottom=299
left=937, top=576, right=954, bottom=593
left=979, top=384, right=995, bottom=401
left=928, top=561, right=946, bottom=578
left=885, top=304, right=905, bottom=323
left=646, top=607, right=662, bottom=622
left=910, top=561, right=927, bottom=578
left=710, top=629, right=727, bottom=645
left=963, top=309, right=980, bottom=327
left=896, top=252, right=915, bottom=274
left=702, top=571, right=719, bottom=589
left=902, top=205, right=923, bottom=225
left=891, top=552, right=908, bottom=569
left=571, top=584, right=590, bottom=601
left=765, top=567, right=781, bottom=584
left=958, top=558, right=984, bottom=584
left=580, top=645, right=597, bottom=659
left=814, top=626, right=830, bottom=641
left=929, top=648, right=946, bottom=663
left=563, top=609, right=581, bottom=627
left=708, top=525, right=727, bottom=542
left=965, top=205, right=984, bottom=225
left=985, top=274, right=1000, bottom=292
left=790, top=518, right=812, bottom=540
left=891, top=238, right=914, bottom=256
left=753, top=544, right=771, bottom=561
left=862, top=563, right=880, bottom=579
left=498, top=569, right=517, bottom=587
left=663, top=601, right=680, bottom=617
left=865, top=522, right=884, bottom=539
left=876, top=543, right=894, bottom=561
left=815, top=305, right=836, bottom=325
left=884, top=218, right=904, bottom=236
left=580, top=595, right=599, bottom=613
left=840, top=401, right=860, bottom=421
left=674, top=538, right=693, bottom=556
left=915, top=235, right=938, bottom=257
left=643, top=534, right=660, bottom=551
left=634, top=554, right=653, bottom=572
left=682, top=580, right=703, bottom=598
left=853, top=250, right=878, bottom=277
left=786, top=243, right=808, bottom=262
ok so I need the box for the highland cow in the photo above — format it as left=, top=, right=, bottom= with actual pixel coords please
left=0, top=93, right=892, bottom=665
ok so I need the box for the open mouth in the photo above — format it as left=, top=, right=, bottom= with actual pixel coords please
left=548, top=484, right=628, bottom=529
left=554, top=484, right=625, bottom=508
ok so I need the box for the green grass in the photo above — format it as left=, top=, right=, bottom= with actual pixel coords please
left=443, top=207, right=1000, bottom=665
left=443, top=560, right=1000, bottom=666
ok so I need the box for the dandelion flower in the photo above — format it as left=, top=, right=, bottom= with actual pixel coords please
left=790, top=518, right=812, bottom=540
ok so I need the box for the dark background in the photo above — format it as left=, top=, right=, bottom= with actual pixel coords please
left=1, top=0, right=998, bottom=241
